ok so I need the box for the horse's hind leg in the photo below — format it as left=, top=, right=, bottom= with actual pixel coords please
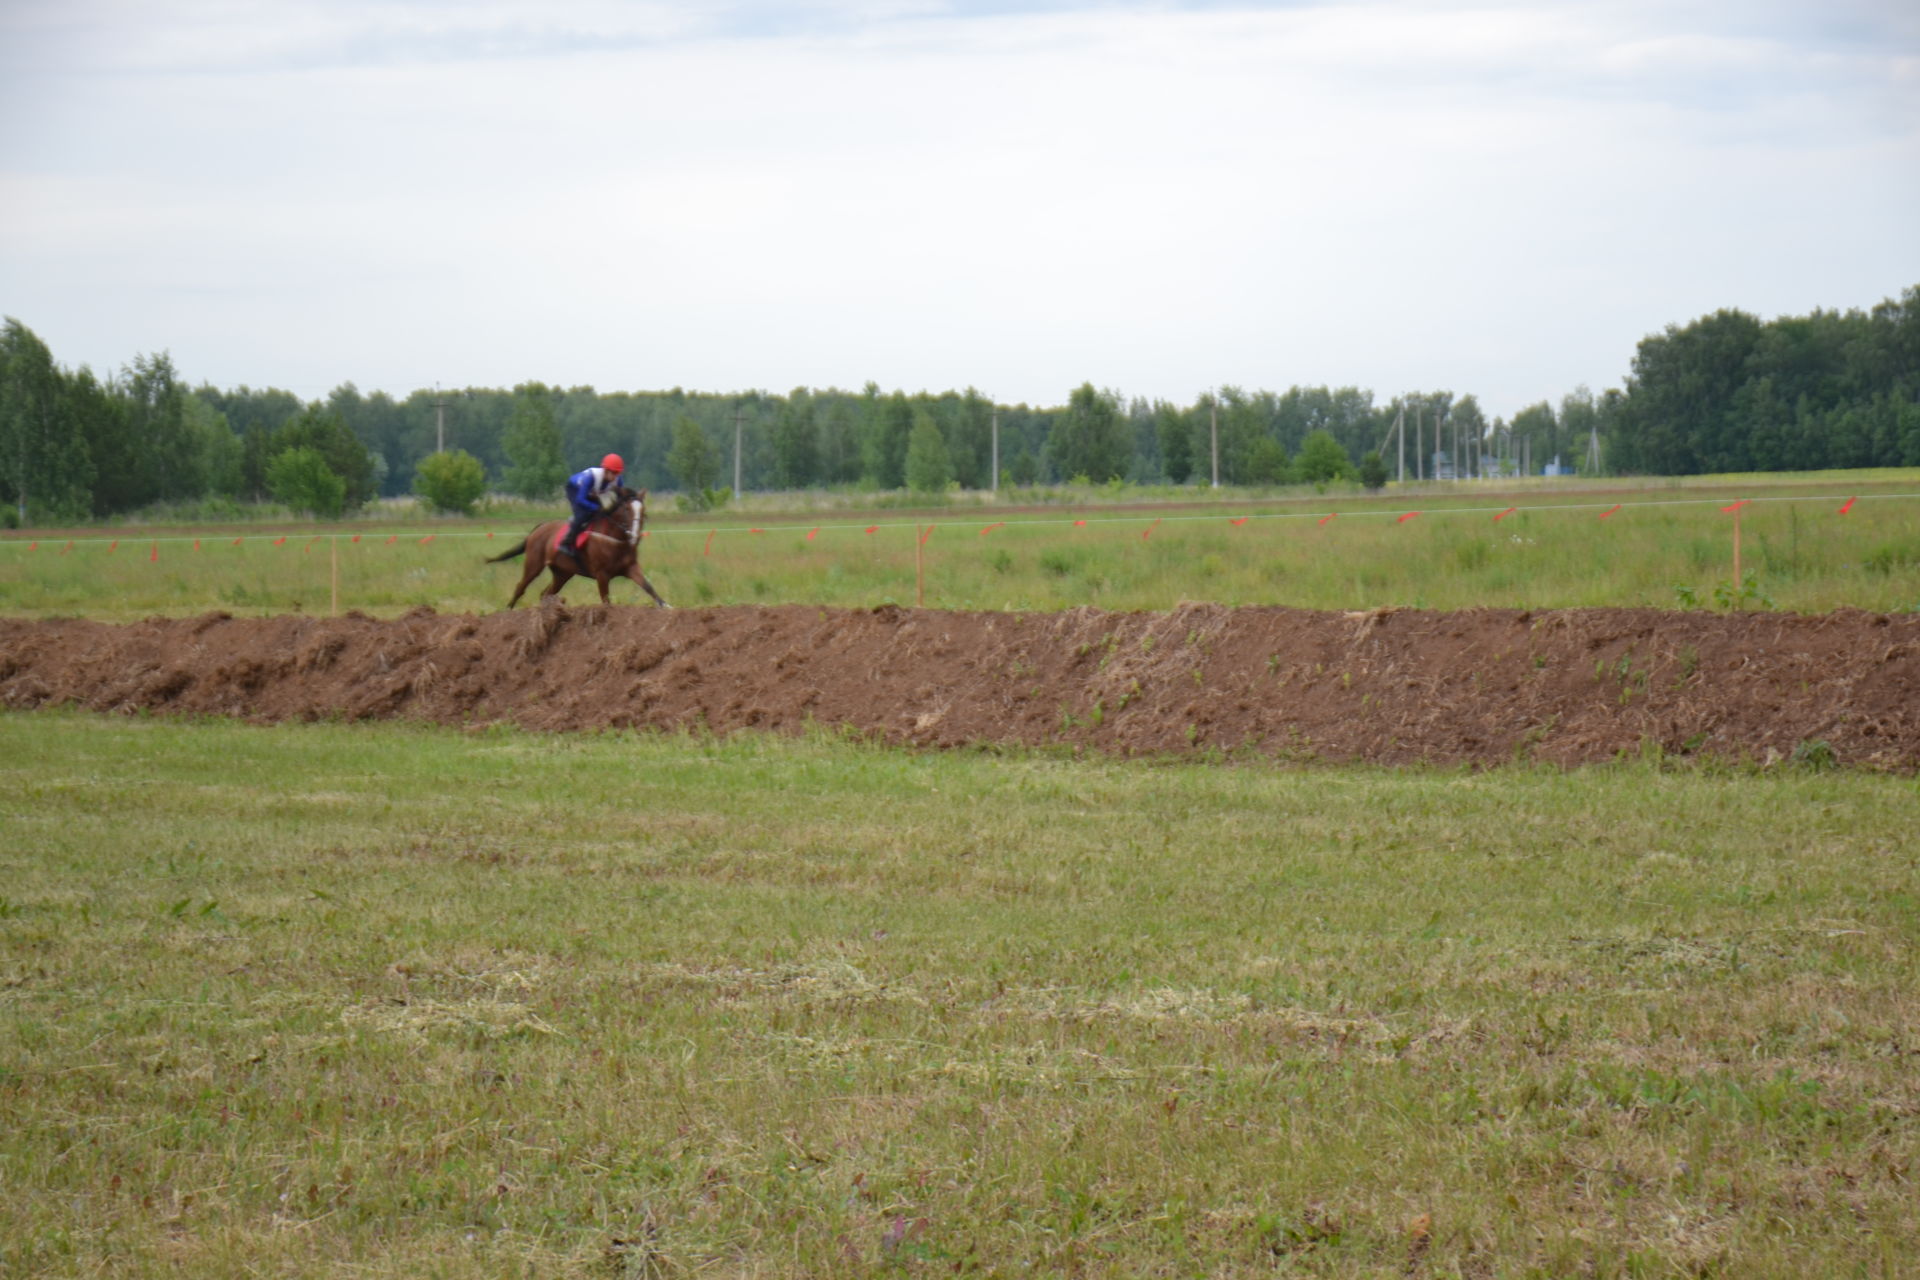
left=505, top=561, right=541, bottom=608
left=540, top=566, right=574, bottom=600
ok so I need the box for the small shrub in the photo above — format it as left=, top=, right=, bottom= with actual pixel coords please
left=1863, top=540, right=1920, bottom=575
left=266, top=447, right=346, bottom=518
left=1038, top=548, right=1080, bottom=578
left=412, top=449, right=488, bottom=515
left=1790, top=739, right=1837, bottom=771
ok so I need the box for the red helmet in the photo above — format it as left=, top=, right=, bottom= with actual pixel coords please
left=602, top=453, right=625, bottom=474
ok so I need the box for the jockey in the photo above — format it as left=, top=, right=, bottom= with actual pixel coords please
left=558, top=454, right=624, bottom=563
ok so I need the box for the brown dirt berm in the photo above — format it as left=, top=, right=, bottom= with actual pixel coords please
left=2, top=604, right=1916, bottom=769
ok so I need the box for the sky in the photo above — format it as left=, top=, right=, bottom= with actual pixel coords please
left=2, top=0, right=1916, bottom=422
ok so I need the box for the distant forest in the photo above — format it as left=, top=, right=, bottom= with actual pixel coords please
left=2, top=285, right=1915, bottom=523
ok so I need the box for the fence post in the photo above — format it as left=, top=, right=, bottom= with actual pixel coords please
left=1732, top=507, right=1742, bottom=595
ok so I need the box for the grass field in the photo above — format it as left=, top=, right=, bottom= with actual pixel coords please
left=3, top=711, right=1917, bottom=1277
left=3, top=471, right=1918, bottom=619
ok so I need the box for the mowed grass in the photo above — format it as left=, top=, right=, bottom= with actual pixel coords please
left=3, top=711, right=1916, bottom=1277
left=3, top=472, right=1919, bottom=619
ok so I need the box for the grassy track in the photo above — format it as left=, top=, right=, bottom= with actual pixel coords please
left=4, top=711, right=1916, bottom=1276
left=2, top=472, right=1918, bottom=618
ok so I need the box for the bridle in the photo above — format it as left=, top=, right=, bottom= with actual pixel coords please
left=588, top=493, right=644, bottom=549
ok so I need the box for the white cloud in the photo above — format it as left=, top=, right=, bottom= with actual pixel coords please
left=1, top=0, right=1915, bottom=414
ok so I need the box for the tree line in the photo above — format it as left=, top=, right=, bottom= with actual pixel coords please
left=3, top=285, right=1914, bottom=523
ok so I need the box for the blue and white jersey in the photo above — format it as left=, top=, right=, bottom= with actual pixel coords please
left=566, top=466, right=620, bottom=510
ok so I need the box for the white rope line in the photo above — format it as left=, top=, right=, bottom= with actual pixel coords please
left=1, top=490, right=1911, bottom=548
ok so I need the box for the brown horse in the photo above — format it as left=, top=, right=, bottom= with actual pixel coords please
left=487, top=485, right=669, bottom=608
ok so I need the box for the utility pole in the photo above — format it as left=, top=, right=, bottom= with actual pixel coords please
left=433, top=384, right=447, bottom=453
left=990, top=406, right=999, bottom=494
left=1415, top=398, right=1423, bottom=482
left=1209, top=391, right=1220, bottom=489
left=1394, top=402, right=1406, bottom=484
left=733, top=405, right=744, bottom=497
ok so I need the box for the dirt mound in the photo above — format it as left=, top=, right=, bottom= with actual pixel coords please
left=3, top=604, right=1917, bottom=769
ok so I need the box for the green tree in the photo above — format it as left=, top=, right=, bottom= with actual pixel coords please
left=413, top=449, right=488, bottom=514
left=1558, top=387, right=1603, bottom=476
left=771, top=391, right=820, bottom=490
left=667, top=417, right=723, bottom=509
left=1611, top=309, right=1762, bottom=474
left=1246, top=436, right=1289, bottom=486
left=0, top=318, right=91, bottom=524
left=1358, top=450, right=1389, bottom=492
left=904, top=411, right=952, bottom=493
left=1049, top=383, right=1129, bottom=483
left=126, top=352, right=195, bottom=502
left=1155, top=401, right=1191, bottom=484
left=860, top=390, right=914, bottom=489
left=182, top=395, right=243, bottom=498
left=266, top=446, right=346, bottom=517
left=1007, top=443, right=1038, bottom=487
left=276, top=405, right=376, bottom=508
left=502, top=382, right=566, bottom=499
left=818, top=396, right=860, bottom=485
left=1214, top=388, right=1265, bottom=483
left=1509, top=402, right=1558, bottom=474
left=1294, top=429, right=1353, bottom=484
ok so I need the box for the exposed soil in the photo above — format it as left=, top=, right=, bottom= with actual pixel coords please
left=3, top=603, right=1917, bottom=769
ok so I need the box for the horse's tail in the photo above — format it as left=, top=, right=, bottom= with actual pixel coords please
left=485, top=539, right=528, bottom=564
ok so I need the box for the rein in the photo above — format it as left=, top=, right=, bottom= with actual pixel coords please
left=586, top=497, right=643, bottom=548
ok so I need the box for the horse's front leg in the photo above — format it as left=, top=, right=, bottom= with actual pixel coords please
left=626, top=565, right=668, bottom=607
left=595, top=573, right=614, bottom=605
